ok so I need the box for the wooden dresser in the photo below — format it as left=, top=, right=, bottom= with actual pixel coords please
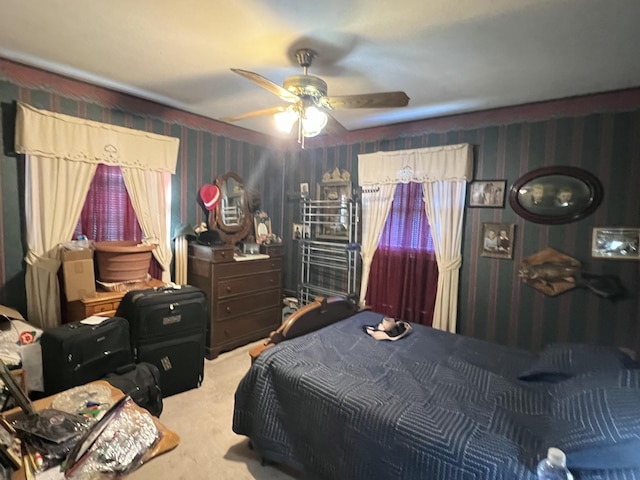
left=187, top=244, right=282, bottom=359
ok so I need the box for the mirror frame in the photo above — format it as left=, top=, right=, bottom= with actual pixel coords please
left=212, top=171, right=252, bottom=245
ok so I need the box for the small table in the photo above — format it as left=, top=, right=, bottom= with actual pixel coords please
left=3, top=380, right=179, bottom=479
left=65, top=279, right=166, bottom=322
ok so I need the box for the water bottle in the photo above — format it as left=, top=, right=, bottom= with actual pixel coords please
left=536, top=448, right=574, bottom=480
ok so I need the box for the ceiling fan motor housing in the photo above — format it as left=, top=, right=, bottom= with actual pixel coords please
left=283, top=75, right=327, bottom=100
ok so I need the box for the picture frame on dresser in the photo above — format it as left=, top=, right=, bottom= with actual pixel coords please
left=254, top=211, right=272, bottom=241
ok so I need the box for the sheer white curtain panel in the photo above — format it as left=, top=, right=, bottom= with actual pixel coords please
left=422, top=180, right=467, bottom=332
left=25, top=156, right=97, bottom=328
left=122, top=168, right=173, bottom=282
left=358, top=184, right=397, bottom=305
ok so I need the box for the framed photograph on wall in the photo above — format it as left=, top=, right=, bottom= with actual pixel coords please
left=509, top=166, right=603, bottom=224
left=469, top=180, right=506, bottom=207
left=480, top=223, right=515, bottom=259
left=591, top=227, right=640, bottom=260
left=300, top=182, right=310, bottom=198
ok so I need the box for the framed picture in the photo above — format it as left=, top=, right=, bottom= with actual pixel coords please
left=592, top=227, right=640, bottom=260
left=469, top=180, right=506, bottom=207
left=300, top=182, right=310, bottom=198
left=480, top=223, right=515, bottom=259
left=508, top=166, right=603, bottom=224
left=253, top=211, right=272, bottom=242
left=292, top=223, right=310, bottom=240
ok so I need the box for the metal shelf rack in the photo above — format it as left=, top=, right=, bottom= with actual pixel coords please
left=298, top=197, right=361, bottom=305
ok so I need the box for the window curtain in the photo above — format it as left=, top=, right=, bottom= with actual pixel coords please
left=358, top=144, right=473, bottom=333
left=358, top=183, right=396, bottom=307
left=366, top=182, right=438, bottom=325
left=24, top=156, right=97, bottom=329
left=15, top=103, right=179, bottom=328
left=121, top=168, right=172, bottom=282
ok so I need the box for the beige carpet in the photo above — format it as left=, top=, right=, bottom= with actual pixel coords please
left=128, top=340, right=303, bottom=480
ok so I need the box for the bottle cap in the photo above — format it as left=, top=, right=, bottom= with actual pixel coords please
left=547, top=447, right=567, bottom=467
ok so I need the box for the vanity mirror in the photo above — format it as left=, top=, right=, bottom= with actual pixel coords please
left=210, top=171, right=252, bottom=245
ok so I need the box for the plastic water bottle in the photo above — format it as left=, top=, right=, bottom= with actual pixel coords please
left=536, top=448, right=574, bottom=480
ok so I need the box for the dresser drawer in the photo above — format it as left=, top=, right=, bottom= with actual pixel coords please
left=217, top=270, right=281, bottom=299
left=211, top=307, right=280, bottom=348
left=188, top=244, right=235, bottom=263
left=216, top=257, right=282, bottom=278
left=215, top=289, right=280, bottom=321
left=85, top=302, right=118, bottom=316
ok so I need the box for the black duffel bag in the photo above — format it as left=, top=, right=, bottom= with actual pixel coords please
left=102, top=362, right=163, bottom=417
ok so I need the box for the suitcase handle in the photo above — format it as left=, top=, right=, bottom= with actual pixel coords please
left=153, top=283, right=183, bottom=292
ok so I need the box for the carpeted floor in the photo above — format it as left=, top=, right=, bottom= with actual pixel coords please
left=128, top=340, right=302, bottom=480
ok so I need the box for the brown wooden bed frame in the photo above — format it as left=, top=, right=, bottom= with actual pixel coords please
left=249, top=296, right=361, bottom=362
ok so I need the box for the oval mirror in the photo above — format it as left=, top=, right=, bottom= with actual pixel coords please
left=212, top=172, right=252, bottom=244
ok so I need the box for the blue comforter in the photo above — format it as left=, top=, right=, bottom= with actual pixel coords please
left=233, top=311, right=640, bottom=480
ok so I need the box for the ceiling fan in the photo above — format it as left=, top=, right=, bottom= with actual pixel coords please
left=221, top=48, right=410, bottom=147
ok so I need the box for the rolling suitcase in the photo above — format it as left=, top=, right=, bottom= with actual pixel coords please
left=41, top=316, right=133, bottom=395
left=116, top=284, right=207, bottom=397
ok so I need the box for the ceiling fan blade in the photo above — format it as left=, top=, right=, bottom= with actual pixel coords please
left=323, top=91, right=409, bottom=109
left=220, top=106, right=287, bottom=123
left=323, top=111, right=348, bottom=135
left=230, top=68, right=299, bottom=103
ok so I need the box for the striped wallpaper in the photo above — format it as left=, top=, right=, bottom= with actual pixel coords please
left=0, top=57, right=638, bottom=353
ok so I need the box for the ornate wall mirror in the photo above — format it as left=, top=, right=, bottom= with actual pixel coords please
left=210, top=171, right=252, bottom=244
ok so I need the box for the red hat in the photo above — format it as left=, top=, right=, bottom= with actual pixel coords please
left=199, top=184, right=220, bottom=211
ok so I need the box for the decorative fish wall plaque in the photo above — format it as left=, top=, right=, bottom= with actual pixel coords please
left=519, top=247, right=624, bottom=299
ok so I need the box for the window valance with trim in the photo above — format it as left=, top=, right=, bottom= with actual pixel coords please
left=15, top=102, right=179, bottom=173
left=358, top=143, right=473, bottom=185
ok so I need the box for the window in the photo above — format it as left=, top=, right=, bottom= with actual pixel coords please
left=74, top=164, right=161, bottom=278
left=366, top=182, right=438, bottom=325
left=379, top=182, right=435, bottom=252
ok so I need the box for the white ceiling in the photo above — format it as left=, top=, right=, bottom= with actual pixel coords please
left=2, top=0, right=640, bottom=137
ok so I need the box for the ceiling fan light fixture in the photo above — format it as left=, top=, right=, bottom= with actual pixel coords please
left=301, top=106, right=328, bottom=138
left=274, top=106, right=297, bottom=134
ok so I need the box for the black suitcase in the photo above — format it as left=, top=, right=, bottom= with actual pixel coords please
left=103, top=362, right=163, bottom=417
left=41, top=317, right=133, bottom=395
left=116, top=285, right=207, bottom=397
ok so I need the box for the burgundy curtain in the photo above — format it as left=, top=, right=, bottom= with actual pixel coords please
left=74, top=164, right=162, bottom=279
left=365, top=182, right=438, bottom=326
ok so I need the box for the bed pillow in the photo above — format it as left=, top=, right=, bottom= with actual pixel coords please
left=518, top=343, right=635, bottom=382
left=543, top=369, right=640, bottom=469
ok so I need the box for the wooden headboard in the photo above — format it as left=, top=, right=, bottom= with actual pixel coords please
left=249, top=296, right=360, bottom=361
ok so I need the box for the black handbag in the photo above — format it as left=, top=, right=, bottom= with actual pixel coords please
left=103, top=363, right=163, bottom=417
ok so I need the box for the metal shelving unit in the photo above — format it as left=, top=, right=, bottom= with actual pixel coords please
left=298, top=197, right=361, bottom=305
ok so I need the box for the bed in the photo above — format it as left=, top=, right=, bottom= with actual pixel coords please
left=233, top=300, right=640, bottom=480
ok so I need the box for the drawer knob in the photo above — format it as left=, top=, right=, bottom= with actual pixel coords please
left=221, top=251, right=226, bottom=257
left=226, top=286, right=232, bottom=293
left=269, top=279, right=274, bottom=284
left=226, top=306, right=232, bottom=313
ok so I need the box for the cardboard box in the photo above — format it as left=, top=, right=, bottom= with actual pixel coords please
left=62, top=247, right=96, bottom=301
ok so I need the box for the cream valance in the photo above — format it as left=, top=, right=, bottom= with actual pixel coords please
left=358, top=143, right=473, bottom=185
left=15, top=103, right=179, bottom=173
